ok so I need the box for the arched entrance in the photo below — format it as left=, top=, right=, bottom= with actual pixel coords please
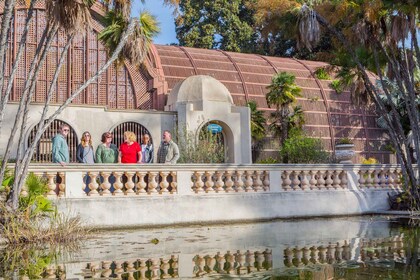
left=111, top=122, right=152, bottom=147
left=28, top=120, right=78, bottom=163
left=199, top=121, right=234, bottom=163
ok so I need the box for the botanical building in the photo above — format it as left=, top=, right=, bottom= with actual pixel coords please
left=0, top=0, right=393, bottom=163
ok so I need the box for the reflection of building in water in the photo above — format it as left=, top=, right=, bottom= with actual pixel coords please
left=193, top=249, right=272, bottom=277
left=81, top=256, right=179, bottom=279
left=284, top=235, right=405, bottom=268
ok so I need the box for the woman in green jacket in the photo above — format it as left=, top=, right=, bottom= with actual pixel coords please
left=96, top=132, right=118, bottom=163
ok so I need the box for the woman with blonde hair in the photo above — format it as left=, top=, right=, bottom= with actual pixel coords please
left=119, top=131, right=142, bottom=163
left=76, top=131, right=95, bottom=163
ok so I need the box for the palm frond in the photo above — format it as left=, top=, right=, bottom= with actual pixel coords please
left=46, top=0, right=93, bottom=34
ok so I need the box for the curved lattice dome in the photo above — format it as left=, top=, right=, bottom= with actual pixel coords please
left=153, top=45, right=392, bottom=163
left=167, top=75, right=234, bottom=109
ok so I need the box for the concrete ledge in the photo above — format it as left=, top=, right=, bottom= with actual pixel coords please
left=56, top=189, right=399, bottom=229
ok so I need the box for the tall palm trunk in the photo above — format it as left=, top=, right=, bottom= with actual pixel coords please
left=8, top=19, right=137, bottom=210
left=280, top=106, right=289, bottom=146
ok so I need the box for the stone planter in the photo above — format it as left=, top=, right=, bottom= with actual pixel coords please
left=335, top=144, right=355, bottom=163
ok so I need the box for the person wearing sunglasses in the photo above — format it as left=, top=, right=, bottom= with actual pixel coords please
left=52, top=124, right=70, bottom=167
left=76, top=131, right=95, bottom=164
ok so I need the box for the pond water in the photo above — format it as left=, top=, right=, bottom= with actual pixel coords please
left=0, top=216, right=419, bottom=279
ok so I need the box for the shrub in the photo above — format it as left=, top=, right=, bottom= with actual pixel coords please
left=256, top=157, right=278, bottom=164
left=361, top=157, right=379, bottom=164
left=314, top=67, right=332, bottom=80
left=330, top=80, right=343, bottom=94
left=336, top=137, right=353, bottom=145
left=280, top=132, right=330, bottom=163
left=176, top=126, right=225, bottom=163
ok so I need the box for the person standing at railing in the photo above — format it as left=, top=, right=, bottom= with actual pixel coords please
left=96, top=132, right=119, bottom=163
left=76, top=131, right=95, bottom=164
left=52, top=124, right=70, bottom=167
left=141, top=133, right=154, bottom=163
left=157, top=130, right=179, bottom=164
left=118, top=131, right=142, bottom=164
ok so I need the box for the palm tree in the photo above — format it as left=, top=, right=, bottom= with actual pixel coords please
left=266, top=72, right=302, bottom=146
left=247, top=101, right=266, bottom=142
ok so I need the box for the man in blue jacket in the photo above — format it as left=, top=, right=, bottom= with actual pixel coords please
left=52, top=124, right=70, bottom=166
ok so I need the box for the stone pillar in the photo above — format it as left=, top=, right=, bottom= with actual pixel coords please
left=177, top=171, right=193, bottom=195
left=65, top=171, right=85, bottom=198
left=269, top=170, right=282, bottom=192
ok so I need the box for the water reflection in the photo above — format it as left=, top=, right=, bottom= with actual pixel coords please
left=0, top=217, right=418, bottom=279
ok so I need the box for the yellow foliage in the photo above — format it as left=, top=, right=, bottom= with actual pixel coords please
left=361, top=157, right=379, bottom=164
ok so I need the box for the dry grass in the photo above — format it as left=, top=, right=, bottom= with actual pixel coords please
left=0, top=205, right=90, bottom=245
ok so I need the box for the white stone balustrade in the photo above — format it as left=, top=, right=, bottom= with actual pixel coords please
left=357, top=167, right=403, bottom=189
left=23, top=164, right=413, bottom=199
left=193, top=249, right=272, bottom=277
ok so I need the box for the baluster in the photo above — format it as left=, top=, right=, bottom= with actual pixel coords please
left=151, top=258, right=160, bottom=278
left=358, top=170, right=366, bottom=188
left=159, top=171, right=170, bottom=194
left=46, top=172, right=57, bottom=197
left=124, top=172, right=135, bottom=195
left=284, top=248, right=293, bottom=267
left=302, top=247, right=310, bottom=265
left=253, top=171, right=263, bottom=192
left=170, top=171, right=177, bottom=193
left=193, top=171, right=204, bottom=193
left=244, top=171, right=254, bottom=192
left=205, top=255, right=216, bottom=274
left=310, top=246, right=319, bottom=264
left=99, top=172, right=111, bottom=196
left=366, top=170, right=374, bottom=188
left=215, top=252, right=226, bottom=273
left=138, top=259, right=148, bottom=279
left=90, top=263, right=101, bottom=278
left=215, top=171, right=224, bottom=192
left=263, top=249, right=272, bottom=269
left=325, top=170, right=333, bottom=189
left=58, top=172, right=65, bottom=197
left=340, top=171, right=348, bottom=189
left=294, top=248, right=303, bottom=267
left=318, top=246, right=327, bottom=263
left=282, top=171, right=292, bottom=191
left=160, top=258, right=170, bottom=279
left=256, top=251, right=265, bottom=270
left=374, top=170, right=381, bottom=188
left=45, top=266, right=57, bottom=279
left=234, top=170, right=244, bottom=192
left=148, top=172, right=158, bottom=194
left=235, top=251, right=246, bottom=274
left=263, top=171, right=270, bottom=191
left=112, top=172, right=124, bottom=196
left=195, top=255, right=205, bottom=276
left=327, top=243, right=336, bottom=264
left=317, top=171, right=325, bottom=190
left=300, top=171, right=309, bottom=191
left=88, top=172, right=99, bottom=196
left=291, top=171, right=300, bottom=191
left=171, top=255, right=179, bottom=277
left=225, top=251, right=235, bottom=274
left=101, top=261, right=112, bottom=278
left=224, top=171, right=234, bottom=192
left=336, top=242, right=344, bottom=262
left=246, top=251, right=255, bottom=272
left=332, top=170, right=341, bottom=190
left=380, top=169, right=388, bottom=188
left=394, top=169, right=402, bottom=188
left=204, top=171, right=214, bottom=193
left=135, top=171, right=147, bottom=194
left=342, top=241, right=351, bottom=260
left=309, top=171, right=317, bottom=190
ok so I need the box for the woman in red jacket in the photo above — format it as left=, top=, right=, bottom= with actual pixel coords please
left=118, top=131, right=142, bottom=163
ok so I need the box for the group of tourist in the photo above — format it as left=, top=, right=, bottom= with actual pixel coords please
left=51, top=124, right=179, bottom=166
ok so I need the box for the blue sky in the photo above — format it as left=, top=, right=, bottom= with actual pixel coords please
left=132, top=1, right=178, bottom=45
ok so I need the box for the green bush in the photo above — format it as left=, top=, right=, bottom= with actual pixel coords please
left=330, top=80, right=343, bottom=94
left=314, top=67, right=332, bottom=80
left=280, top=133, right=330, bottom=163
left=176, top=126, right=225, bottom=163
left=256, top=157, right=278, bottom=164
